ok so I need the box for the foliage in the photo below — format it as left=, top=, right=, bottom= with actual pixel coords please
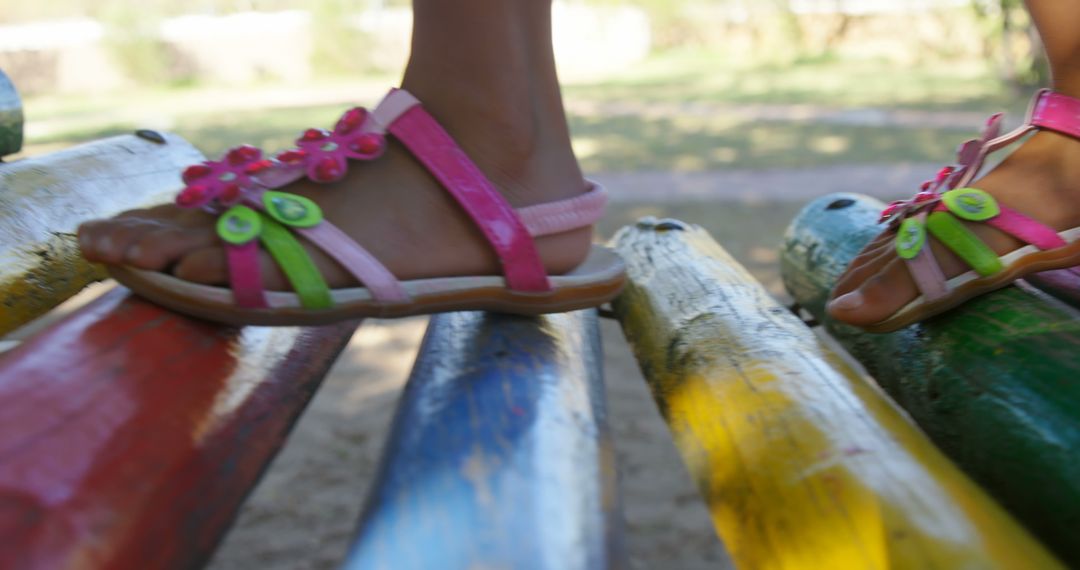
left=97, top=1, right=174, bottom=85
left=970, top=0, right=1049, bottom=89
left=309, top=0, right=377, bottom=76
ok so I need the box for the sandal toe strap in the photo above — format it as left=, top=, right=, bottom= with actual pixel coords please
left=257, top=213, right=333, bottom=310
left=896, top=212, right=949, bottom=302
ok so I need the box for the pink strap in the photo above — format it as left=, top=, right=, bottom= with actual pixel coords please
left=985, top=205, right=1067, bottom=250
left=932, top=202, right=1066, bottom=251
left=517, top=182, right=608, bottom=238
left=902, top=213, right=949, bottom=302
left=227, top=241, right=269, bottom=308
left=905, top=248, right=949, bottom=302
left=295, top=222, right=409, bottom=302
left=382, top=92, right=552, bottom=292
left=1031, top=90, right=1080, bottom=141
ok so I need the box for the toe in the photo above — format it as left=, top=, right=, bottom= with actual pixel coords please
left=126, top=226, right=219, bottom=270
left=827, top=258, right=919, bottom=327
left=173, top=247, right=290, bottom=290
left=173, top=247, right=230, bottom=285
left=78, top=218, right=163, bottom=264
left=829, top=227, right=898, bottom=295
left=831, top=241, right=896, bottom=299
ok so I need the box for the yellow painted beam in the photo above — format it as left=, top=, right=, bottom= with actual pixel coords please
left=611, top=218, right=1062, bottom=570
left=0, top=133, right=203, bottom=335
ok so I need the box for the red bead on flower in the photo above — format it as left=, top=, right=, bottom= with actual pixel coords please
left=293, top=107, right=387, bottom=183
left=176, top=145, right=266, bottom=209
left=174, top=107, right=390, bottom=207
left=879, top=113, right=1005, bottom=226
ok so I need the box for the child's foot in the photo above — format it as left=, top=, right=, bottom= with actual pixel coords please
left=828, top=129, right=1080, bottom=327
left=78, top=81, right=594, bottom=293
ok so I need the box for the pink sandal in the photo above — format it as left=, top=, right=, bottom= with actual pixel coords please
left=106, top=89, right=626, bottom=326
left=845, top=89, right=1080, bottom=332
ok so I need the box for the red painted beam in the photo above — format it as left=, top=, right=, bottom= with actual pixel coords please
left=0, top=288, right=358, bottom=569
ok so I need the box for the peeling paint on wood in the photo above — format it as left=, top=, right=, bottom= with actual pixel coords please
left=0, top=134, right=203, bottom=335
left=613, top=219, right=1062, bottom=569
left=0, top=69, right=21, bottom=157
left=345, top=311, right=627, bottom=570
left=781, top=193, right=1080, bottom=566
left=0, top=288, right=358, bottom=569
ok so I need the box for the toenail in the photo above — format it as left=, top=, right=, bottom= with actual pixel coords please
left=128, top=245, right=142, bottom=260
left=830, top=291, right=864, bottom=311
left=98, top=236, right=112, bottom=252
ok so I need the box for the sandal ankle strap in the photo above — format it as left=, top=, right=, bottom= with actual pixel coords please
left=1030, top=89, right=1080, bottom=141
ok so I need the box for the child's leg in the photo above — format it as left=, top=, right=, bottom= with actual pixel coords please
left=79, top=0, right=592, bottom=292
left=827, top=0, right=1080, bottom=327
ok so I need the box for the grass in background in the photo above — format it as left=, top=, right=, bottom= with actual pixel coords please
left=565, top=49, right=1021, bottom=112
left=18, top=48, right=1025, bottom=172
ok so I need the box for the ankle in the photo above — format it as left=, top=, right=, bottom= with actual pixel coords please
left=1029, top=130, right=1080, bottom=186
left=399, top=69, right=586, bottom=207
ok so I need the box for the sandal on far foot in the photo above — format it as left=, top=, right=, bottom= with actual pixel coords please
left=831, top=89, right=1080, bottom=333
left=105, top=89, right=626, bottom=326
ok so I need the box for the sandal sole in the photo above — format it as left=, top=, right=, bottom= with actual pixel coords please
left=107, top=245, right=626, bottom=327
left=862, top=237, right=1080, bottom=333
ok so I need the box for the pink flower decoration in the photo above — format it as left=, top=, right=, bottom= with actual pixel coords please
left=879, top=113, right=1005, bottom=226
left=174, top=107, right=389, bottom=209
left=176, top=145, right=266, bottom=209
left=293, top=107, right=386, bottom=183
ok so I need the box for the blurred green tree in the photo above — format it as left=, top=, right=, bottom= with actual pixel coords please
left=972, top=0, right=1049, bottom=89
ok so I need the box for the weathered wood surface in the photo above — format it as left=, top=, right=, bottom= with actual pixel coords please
left=345, top=310, right=626, bottom=570
left=0, top=133, right=201, bottom=335
left=781, top=193, right=1080, bottom=565
left=0, top=288, right=358, bottom=570
left=612, top=217, right=1062, bottom=569
left=0, top=69, right=21, bottom=157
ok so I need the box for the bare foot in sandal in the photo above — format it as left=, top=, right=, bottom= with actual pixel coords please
left=828, top=120, right=1080, bottom=331
left=827, top=1, right=1080, bottom=332
left=77, top=0, right=625, bottom=325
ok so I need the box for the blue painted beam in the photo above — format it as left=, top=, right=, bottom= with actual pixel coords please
left=343, top=310, right=626, bottom=570
left=0, top=69, right=22, bottom=158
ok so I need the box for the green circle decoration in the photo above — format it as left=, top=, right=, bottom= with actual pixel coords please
left=217, top=205, right=263, bottom=245
left=942, top=188, right=1000, bottom=222
left=896, top=217, right=927, bottom=260
left=262, top=191, right=323, bottom=228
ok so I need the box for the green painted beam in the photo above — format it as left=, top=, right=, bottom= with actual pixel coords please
left=0, top=69, right=22, bottom=158
left=780, top=193, right=1080, bottom=566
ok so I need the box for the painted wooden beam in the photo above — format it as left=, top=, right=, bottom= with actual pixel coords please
left=781, top=193, right=1080, bottom=566
left=612, top=217, right=1062, bottom=570
left=0, top=288, right=358, bottom=569
left=344, top=311, right=626, bottom=570
left=0, top=133, right=202, bottom=336
left=0, top=69, right=21, bottom=158
left=1025, top=267, right=1080, bottom=309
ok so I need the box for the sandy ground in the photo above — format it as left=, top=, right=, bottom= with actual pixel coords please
left=204, top=317, right=734, bottom=570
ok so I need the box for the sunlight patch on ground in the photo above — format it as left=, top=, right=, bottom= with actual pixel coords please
left=811, top=134, right=852, bottom=155
left=335, top=317, right=428, bottom=411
